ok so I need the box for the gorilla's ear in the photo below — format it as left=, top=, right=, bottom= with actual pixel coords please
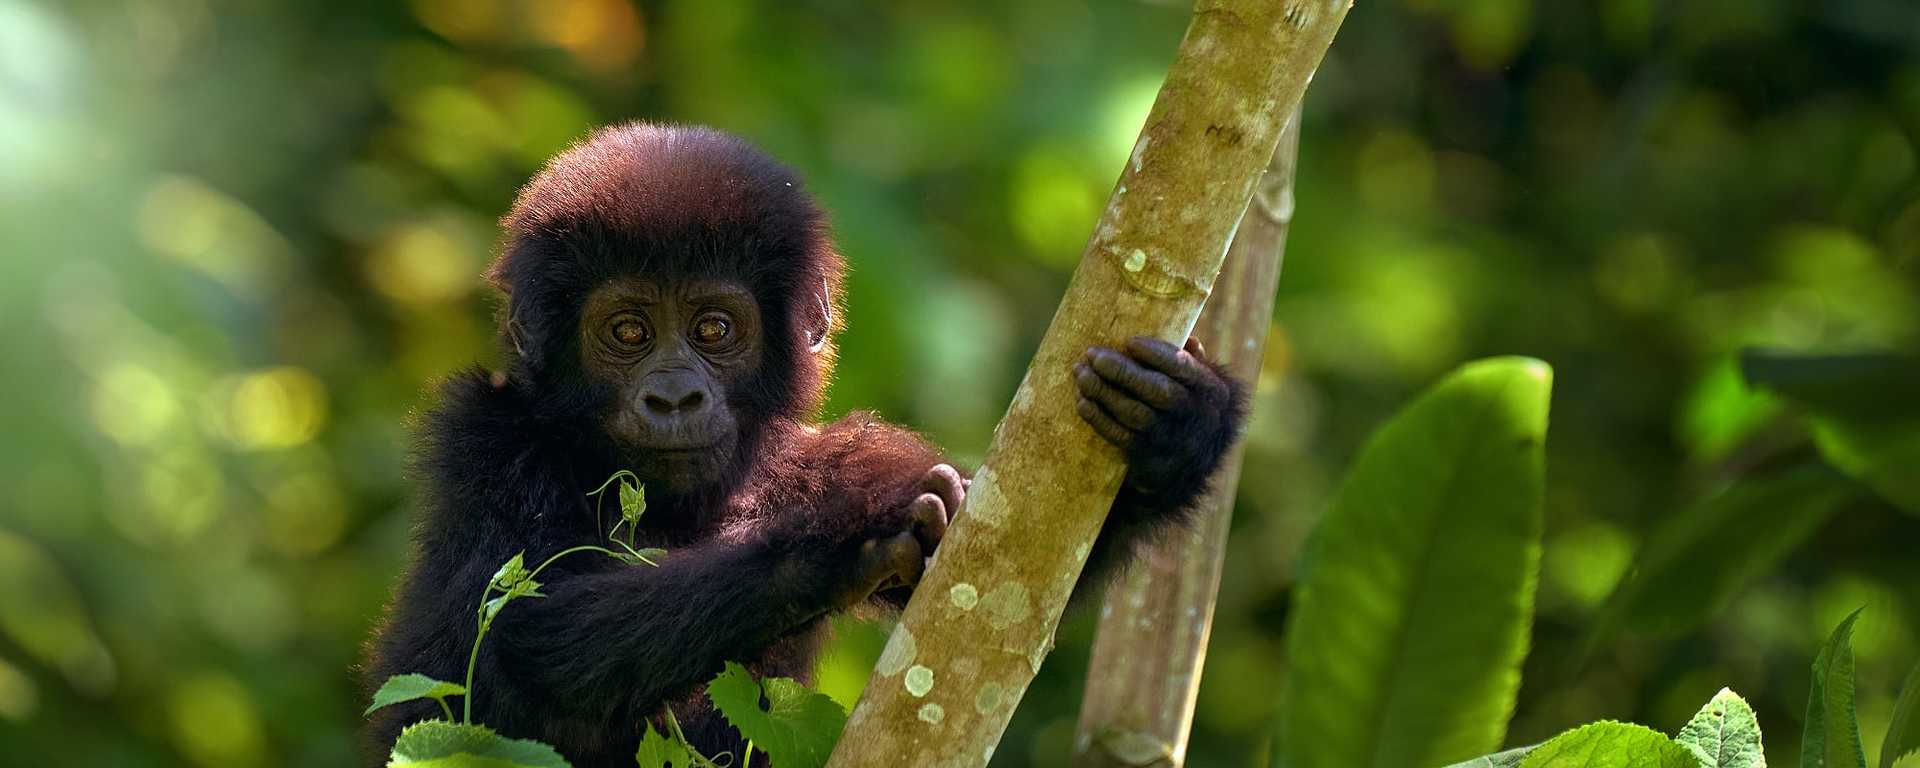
left=504, top=308, right=542, bottom=374
left=803, top=280, right=833, bottom=353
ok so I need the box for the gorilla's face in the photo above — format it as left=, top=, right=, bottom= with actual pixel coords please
left=577, top=275, right=763, bottom=493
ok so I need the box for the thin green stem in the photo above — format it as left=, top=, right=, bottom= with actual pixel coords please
left=435, top=696, right=454, bottom=723
left=462, top=544, right=617, bottom=723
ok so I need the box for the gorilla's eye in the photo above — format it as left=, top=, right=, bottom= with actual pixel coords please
left=693, top=313, right=732, bottom=346
left=612, top=319, right=650, bottom=346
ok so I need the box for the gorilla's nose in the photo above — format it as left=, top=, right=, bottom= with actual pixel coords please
left=640, top=371, right=712, bottom=425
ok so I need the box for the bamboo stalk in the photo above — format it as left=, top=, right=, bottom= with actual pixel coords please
left=1071, top=105, right=1303, bottom=768
left=825, top=1, right=1346, bottom=764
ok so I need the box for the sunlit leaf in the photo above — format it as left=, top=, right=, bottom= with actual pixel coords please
left=490, top=553, right=530, bottom=591
left=1883, top=661, right=1920, bottom=768
left=1517, top=722, right=1700, bottom=768
left=1277, top=357, right=1552, bottom=768
left=1589, top=465, right=1851, bottom=647
left=1676, top=688, right=1763, bottom=768
left=387, top=720, right=570, bottom=767
left=620, top=481, right=647, bottom=526
left=365, top=674, right=467, bottom=716
left=708, top=661, right=846, bottom=768
left=1803, top=609, right=1867, bottom=768
left=633, top=723, right=691, bottom=768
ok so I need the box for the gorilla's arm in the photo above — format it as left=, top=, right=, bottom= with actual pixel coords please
left=364, top=376, right=952, bottom=756
left=1072, top=336, right=1248, bottom=597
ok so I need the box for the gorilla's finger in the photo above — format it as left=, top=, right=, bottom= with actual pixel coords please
left=1125, top=336, right=1212, bottom=389
left=1085, top=350, right=1182, bottom=413
left=907, top=492, right=948, bottom=555
left=1075, top=361, right=1158, bottom=428
left=921, top=464, right=966, bottom=516
left=1077, top=396, right=1136, bottom=449
left=1183, top=335, right=1207, bottom=359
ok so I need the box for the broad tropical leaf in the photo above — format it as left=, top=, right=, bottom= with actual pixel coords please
left=1804, top=609, right=1867, bottom=768
left=1517, top=722, right=1700, bottom=768
left=1743, top=349, right=1920, bottom=515
left=387, top=720, right=571, bottom=768
left=1277, top=357, right=1552, bottom=768
left=1588, top=465, right=1852, bottom=645
left=708, top=661, right=846, bottom=768
left=1676, top=688, right=1764, bottom=768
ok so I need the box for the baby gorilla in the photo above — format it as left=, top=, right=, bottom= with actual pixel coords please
left=361, top=122, right=1245, bottom=767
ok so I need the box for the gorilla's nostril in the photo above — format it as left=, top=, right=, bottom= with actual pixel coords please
left=643, top=386, right=708, bottom=416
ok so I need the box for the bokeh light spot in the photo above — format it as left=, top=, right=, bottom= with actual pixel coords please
left=91, top=362, right=180, bottom=447
left=1010, top=147, right=1100, bottom=268
left=167, top=673, right=267, bottom=767
left=219, top=367, right=328, bottom=450
left=136, top=176, right=292, bottom=300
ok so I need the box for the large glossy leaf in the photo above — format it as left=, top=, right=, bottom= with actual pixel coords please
left=708, top=661, right=846, bottom=768
left=387, top=720, right=571, bottom=768
left=1883, top=661, right=1920, bottom=768
left=1517, top=722, right=1700, bottom=768
left=1743, top=350, right=1920, bottom=515
left=1676, top=688, right=1764, bottom=768
left=1587, top=465, right=1851, bottom=649
left=1276, top=357, right=1552, bottom=768
left=1803, top=609, right=1867, bottom=768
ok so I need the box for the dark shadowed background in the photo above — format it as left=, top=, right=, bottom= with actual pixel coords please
left=1, top=0, right=1916, bottom=765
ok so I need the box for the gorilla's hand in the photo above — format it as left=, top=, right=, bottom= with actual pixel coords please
left=832, top=464, right=965, bottom=609
left=1073, top=336, right=1244, bottom=496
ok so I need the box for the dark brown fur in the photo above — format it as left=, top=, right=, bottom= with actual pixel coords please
left=360, top=123, right=1245, bottom=767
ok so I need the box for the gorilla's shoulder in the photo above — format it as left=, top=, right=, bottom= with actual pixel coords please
left=413, top=367, right=544, bottom=493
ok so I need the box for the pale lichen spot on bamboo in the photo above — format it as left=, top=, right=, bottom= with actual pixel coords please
left=1129, top=136, right=1150, bottom=174
left=876, top=626, right=917, bottom=677
left=964, top=466, right=1007, bottom=527
left=974, top=682, right=1005, bottom=715
left=979, top=582, right=1032, bottom=630
left=948, top=583, right=979, bottom=611
left=917, top=703, right=945, bottom=725
left=905, top=665, right=935, bottom=697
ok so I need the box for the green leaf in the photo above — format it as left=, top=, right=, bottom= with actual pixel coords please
left=1588, top=465, right=1851, bottom=647
left=1740, top=350, right=1920, bottom=420
left=1442, top=747, right=1535, bottom=768
left=1807, top=420, right=1920, bottom=516
left=491, top=553, right=530, bottom=591
left=1276, top=357, right=1552, bottom=768
left=1743, top=349, right=1920, bottom=515
left=620, top=481, right=647, bottom=526
left=1883, top=661, right=1920, bottom=768
left=387, top=720, right=571, bottom=768
left=365, top=674, right=468, bottom=716
left=707, top=661, right=846, bottom=768
left=634, top=723, right=691, bottom=768
left=1803, top=608, right=1868, bottom=768
left=1516, top=722, right=1701, bottom=768
left=1676, top=688, right=1764, bottom=768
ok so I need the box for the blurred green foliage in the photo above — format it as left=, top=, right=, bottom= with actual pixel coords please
left=0, top=0, right=1916, bottom=766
